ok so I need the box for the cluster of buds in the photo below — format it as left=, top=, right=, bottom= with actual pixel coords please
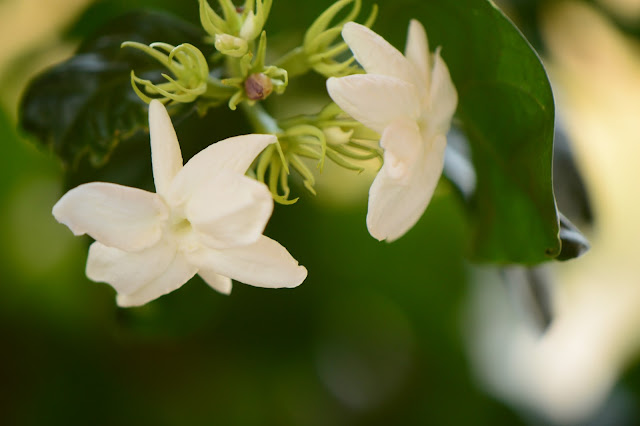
left=123, top=42, right=213, bottom=104
left=253, top=103, right=381, bottom=204
left=277, top=0, right=377, bottom=78
left=124, top=0, right=375, bottom=111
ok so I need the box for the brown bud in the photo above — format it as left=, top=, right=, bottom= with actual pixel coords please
left=244, top=73, right=273, bottom=101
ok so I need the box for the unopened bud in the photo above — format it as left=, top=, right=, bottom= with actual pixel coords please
left=323, top=126, right=353, bottom=145
left=214, top=34, right=248, bottom=57
left=244, top=73, right=273, bottom=100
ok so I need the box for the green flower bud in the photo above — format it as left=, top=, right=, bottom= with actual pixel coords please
left=323, top=126, right=353, bottom=145
left=214, top=34, right=249, bottom=57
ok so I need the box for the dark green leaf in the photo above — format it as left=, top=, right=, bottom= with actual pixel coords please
left=64, top=103, right=250, bottom=191
left=19, top=11, right=209, bottom=167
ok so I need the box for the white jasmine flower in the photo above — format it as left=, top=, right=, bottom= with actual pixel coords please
left=53, top=100, right=307, bottom=307
left=327, top=20, right=457, bottom=242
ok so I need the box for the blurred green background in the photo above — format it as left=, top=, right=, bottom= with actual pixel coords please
left=2, top=0, right=640, bottom=425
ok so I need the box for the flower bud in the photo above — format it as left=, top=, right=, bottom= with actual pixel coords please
left=323, top=126, right=353, bottom=145
left=214, top=34, right=249, bottom=57
left=245, top=73, right=273, bottom=100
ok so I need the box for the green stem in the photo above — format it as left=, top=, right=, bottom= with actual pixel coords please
left=240, top=102, right=281, bottom=134
left=277, top=115, right=309, bottom=129
left=273, top=46, right=310, bottom=79
left=202, top=78, right=235, bottom=99
left=225, top=51, right=244, bottom=80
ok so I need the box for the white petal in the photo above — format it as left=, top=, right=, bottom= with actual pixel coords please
left=197, top=269, right=233, bottom=295
left=367, top=120, right=447, bottom=242
left=378, top=118, right=423, bottom=181
left=116, top=253, right=197, bottom=307
left=426, top=49, right=458, bottom=134
left=86, top=239, right=176, bottom=295
left=327, top=74, right=421, bottom=134
left=186, top=235, right=307, bottom=289
left=405, top=20, right=430, bottom=90
left=342, top=22, right=420, bottom=88
left=52, top=182, right=168, bottom=252
left=149, top=100, right=184, bottom=197
left=187, top=171, right=273, bottom=249
left=167, top=134, right=276, bottom=207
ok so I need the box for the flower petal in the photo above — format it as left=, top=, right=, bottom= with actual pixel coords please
left=327, top=74, right=420, bottom=134
left=86, top=239, right=176, bottom=295
left=378, top=118, right=423, bottom=181
left=149, top=100, right=184, bottom=197
left=116, top=253, right=197, bottom=307
left=427, top=49, right=458, bottom=134
left=186, top=235, right=307, bottom=289
left=405, top=19, right=430, bottom=91
left=342, top=22, right=420, bottom=88
left=52, top=182, right=168, bottom=252
left=367, top=119, right=446, bottom=242
left=167, top=134, right=276, bottom=207
left=197, top=269, right=233, bottom=295
left=187, top=171, right=273, bottom=249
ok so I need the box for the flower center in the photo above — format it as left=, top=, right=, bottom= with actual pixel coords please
left=168, top=215, right=201, bottom=252
left=170, top=216, right=193, bottom=236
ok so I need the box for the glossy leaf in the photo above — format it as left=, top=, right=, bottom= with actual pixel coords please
left=19, top=11, right=209, bottom=167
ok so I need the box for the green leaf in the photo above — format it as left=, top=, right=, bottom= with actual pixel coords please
left=444, top=126, right=591, bottom=263
left=19, top=11, right=209, bottom=167
left=373, top=0, right=560, bottom=264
